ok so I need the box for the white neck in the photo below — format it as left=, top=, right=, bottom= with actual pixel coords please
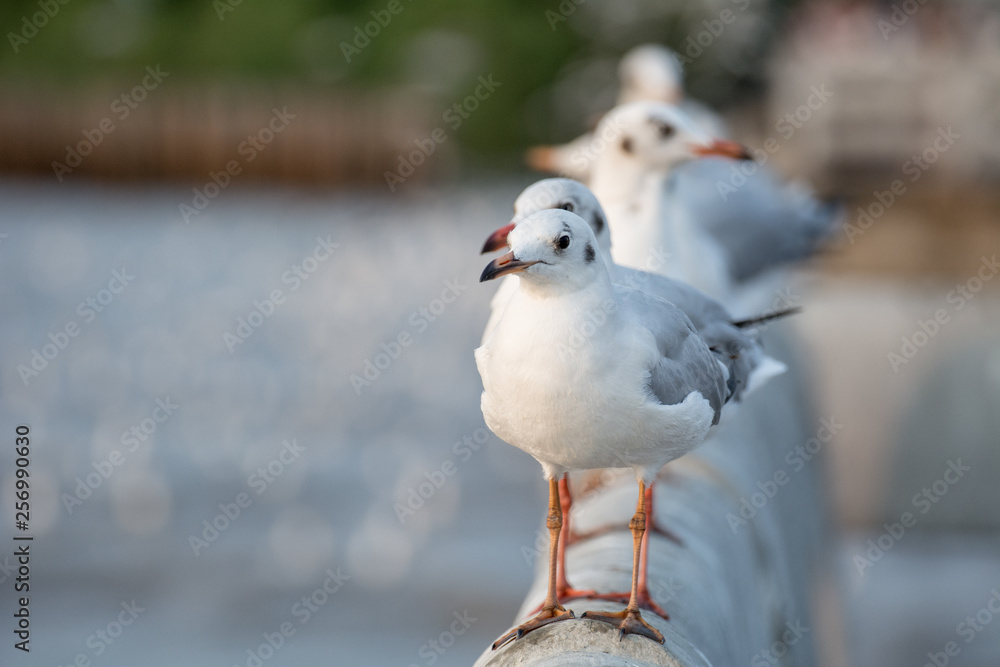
left=516, top=263, right=615, bottom=303
left=590, top=151, right=650, bottom=208
left=595, top=167, right=676, bottom=278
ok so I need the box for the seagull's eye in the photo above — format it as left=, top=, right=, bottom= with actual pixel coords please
left=558, top=201, right=575, bottom=213
left=657, top=122, right=675, bottom=139
left=557, top=235, right=571, bottom=250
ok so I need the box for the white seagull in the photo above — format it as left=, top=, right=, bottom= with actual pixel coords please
left=589, top=101, right=839, bottom=310
left=483, top=178, right=788, bottom=401
left=477, top=209, right=732, bottom=647
left=480, top=178, right=791, bottom=618
left=527, top=43, right=728, bottom=180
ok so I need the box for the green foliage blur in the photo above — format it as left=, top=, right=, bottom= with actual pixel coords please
left=0, top=0, right=798, bottom=158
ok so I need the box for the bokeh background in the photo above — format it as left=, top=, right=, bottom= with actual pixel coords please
left=1, top=1, right=999, bottom=665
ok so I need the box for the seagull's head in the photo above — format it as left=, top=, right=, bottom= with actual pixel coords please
left=597, top=101, right=751, bottom=172
left=480, top=210, right=604, bottom=293
left=618, top=44, right=684, bottom=105
left=481, top=179, right=608, bottom=254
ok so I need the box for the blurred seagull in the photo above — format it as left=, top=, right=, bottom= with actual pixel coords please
left=477, top=209, right=731, bottom=647
left=527, top=44, right=728, bottom=180
left=480, top=178, right=791, bottom=616
left=589, top=101, right=840, bottom=311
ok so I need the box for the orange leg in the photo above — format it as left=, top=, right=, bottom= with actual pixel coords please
left=565, top=477, right=683, bottom=546
left=581, top=480, right=665, bottom=642
left=557, top=475, right=599, bottom=600
left=531, top=480, right=675, bottom=618
left=644, top=483, right=684, bottom=546
left=635, top=484, right=671, bottom=619
left=492, top=478, right=575, bottom=650
left=527, top=475, right=599, bottom=616
left=570, top=484, right=672, bottom=619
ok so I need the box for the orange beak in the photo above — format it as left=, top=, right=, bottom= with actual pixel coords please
left=693, top=139, right=753, bottom=161
left=481, top=223, right=516, bottom=254
left=525, top=146, right=558, bottom=173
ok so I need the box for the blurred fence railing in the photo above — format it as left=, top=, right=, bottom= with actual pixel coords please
left=768, top=31, right=1000, bottom=195
left=0, top=79, right=438, bottom=186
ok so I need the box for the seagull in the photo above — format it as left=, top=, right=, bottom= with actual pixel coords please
left=588, top=101, right=840, bottom=310
left=477, top=209, right=733, bottom=648
left=616, top=44, right=729, bottom=139
left=526, top=44, right=728, bottom=180
left=483, top=178, right=788, bottom=401
left=480, top=178, right=791, bottom=618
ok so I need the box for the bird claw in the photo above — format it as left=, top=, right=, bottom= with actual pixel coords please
left=526, top=587, right=601, bottom=615
left=491, top=605, right=576, bottom=650
left=581, top=607, right=665, bottom=644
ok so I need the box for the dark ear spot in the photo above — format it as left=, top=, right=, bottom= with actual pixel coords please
left=591, top=211, right=604, bottom=236
left=620, top=137, right=634, bottom=154
left=651, top=118, right=675, bottom=139
left=584, top=243, right=596, bottom=263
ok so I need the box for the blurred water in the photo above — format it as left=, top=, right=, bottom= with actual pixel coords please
left=0, top=178, right=547, bottom=667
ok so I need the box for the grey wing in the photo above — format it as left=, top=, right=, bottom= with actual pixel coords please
left=611, top=267, right=761, bottom=402
left=695, top=320, right=761, bottom=403
left=673, top=159, right=843, bottom=283
left=617, top=285, right=727, bottom=424
left=610, top=264, right=731, bottom=331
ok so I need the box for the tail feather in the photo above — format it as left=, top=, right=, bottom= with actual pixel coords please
left=732, top=306, right=801, bottom=329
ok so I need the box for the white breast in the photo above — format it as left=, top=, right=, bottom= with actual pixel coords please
left=475, top=288, right=714, bottom=480
left=480, top=274, right=519, bottom=347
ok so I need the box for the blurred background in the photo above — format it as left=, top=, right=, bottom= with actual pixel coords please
left=0, top=0, right=999, bottom=665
